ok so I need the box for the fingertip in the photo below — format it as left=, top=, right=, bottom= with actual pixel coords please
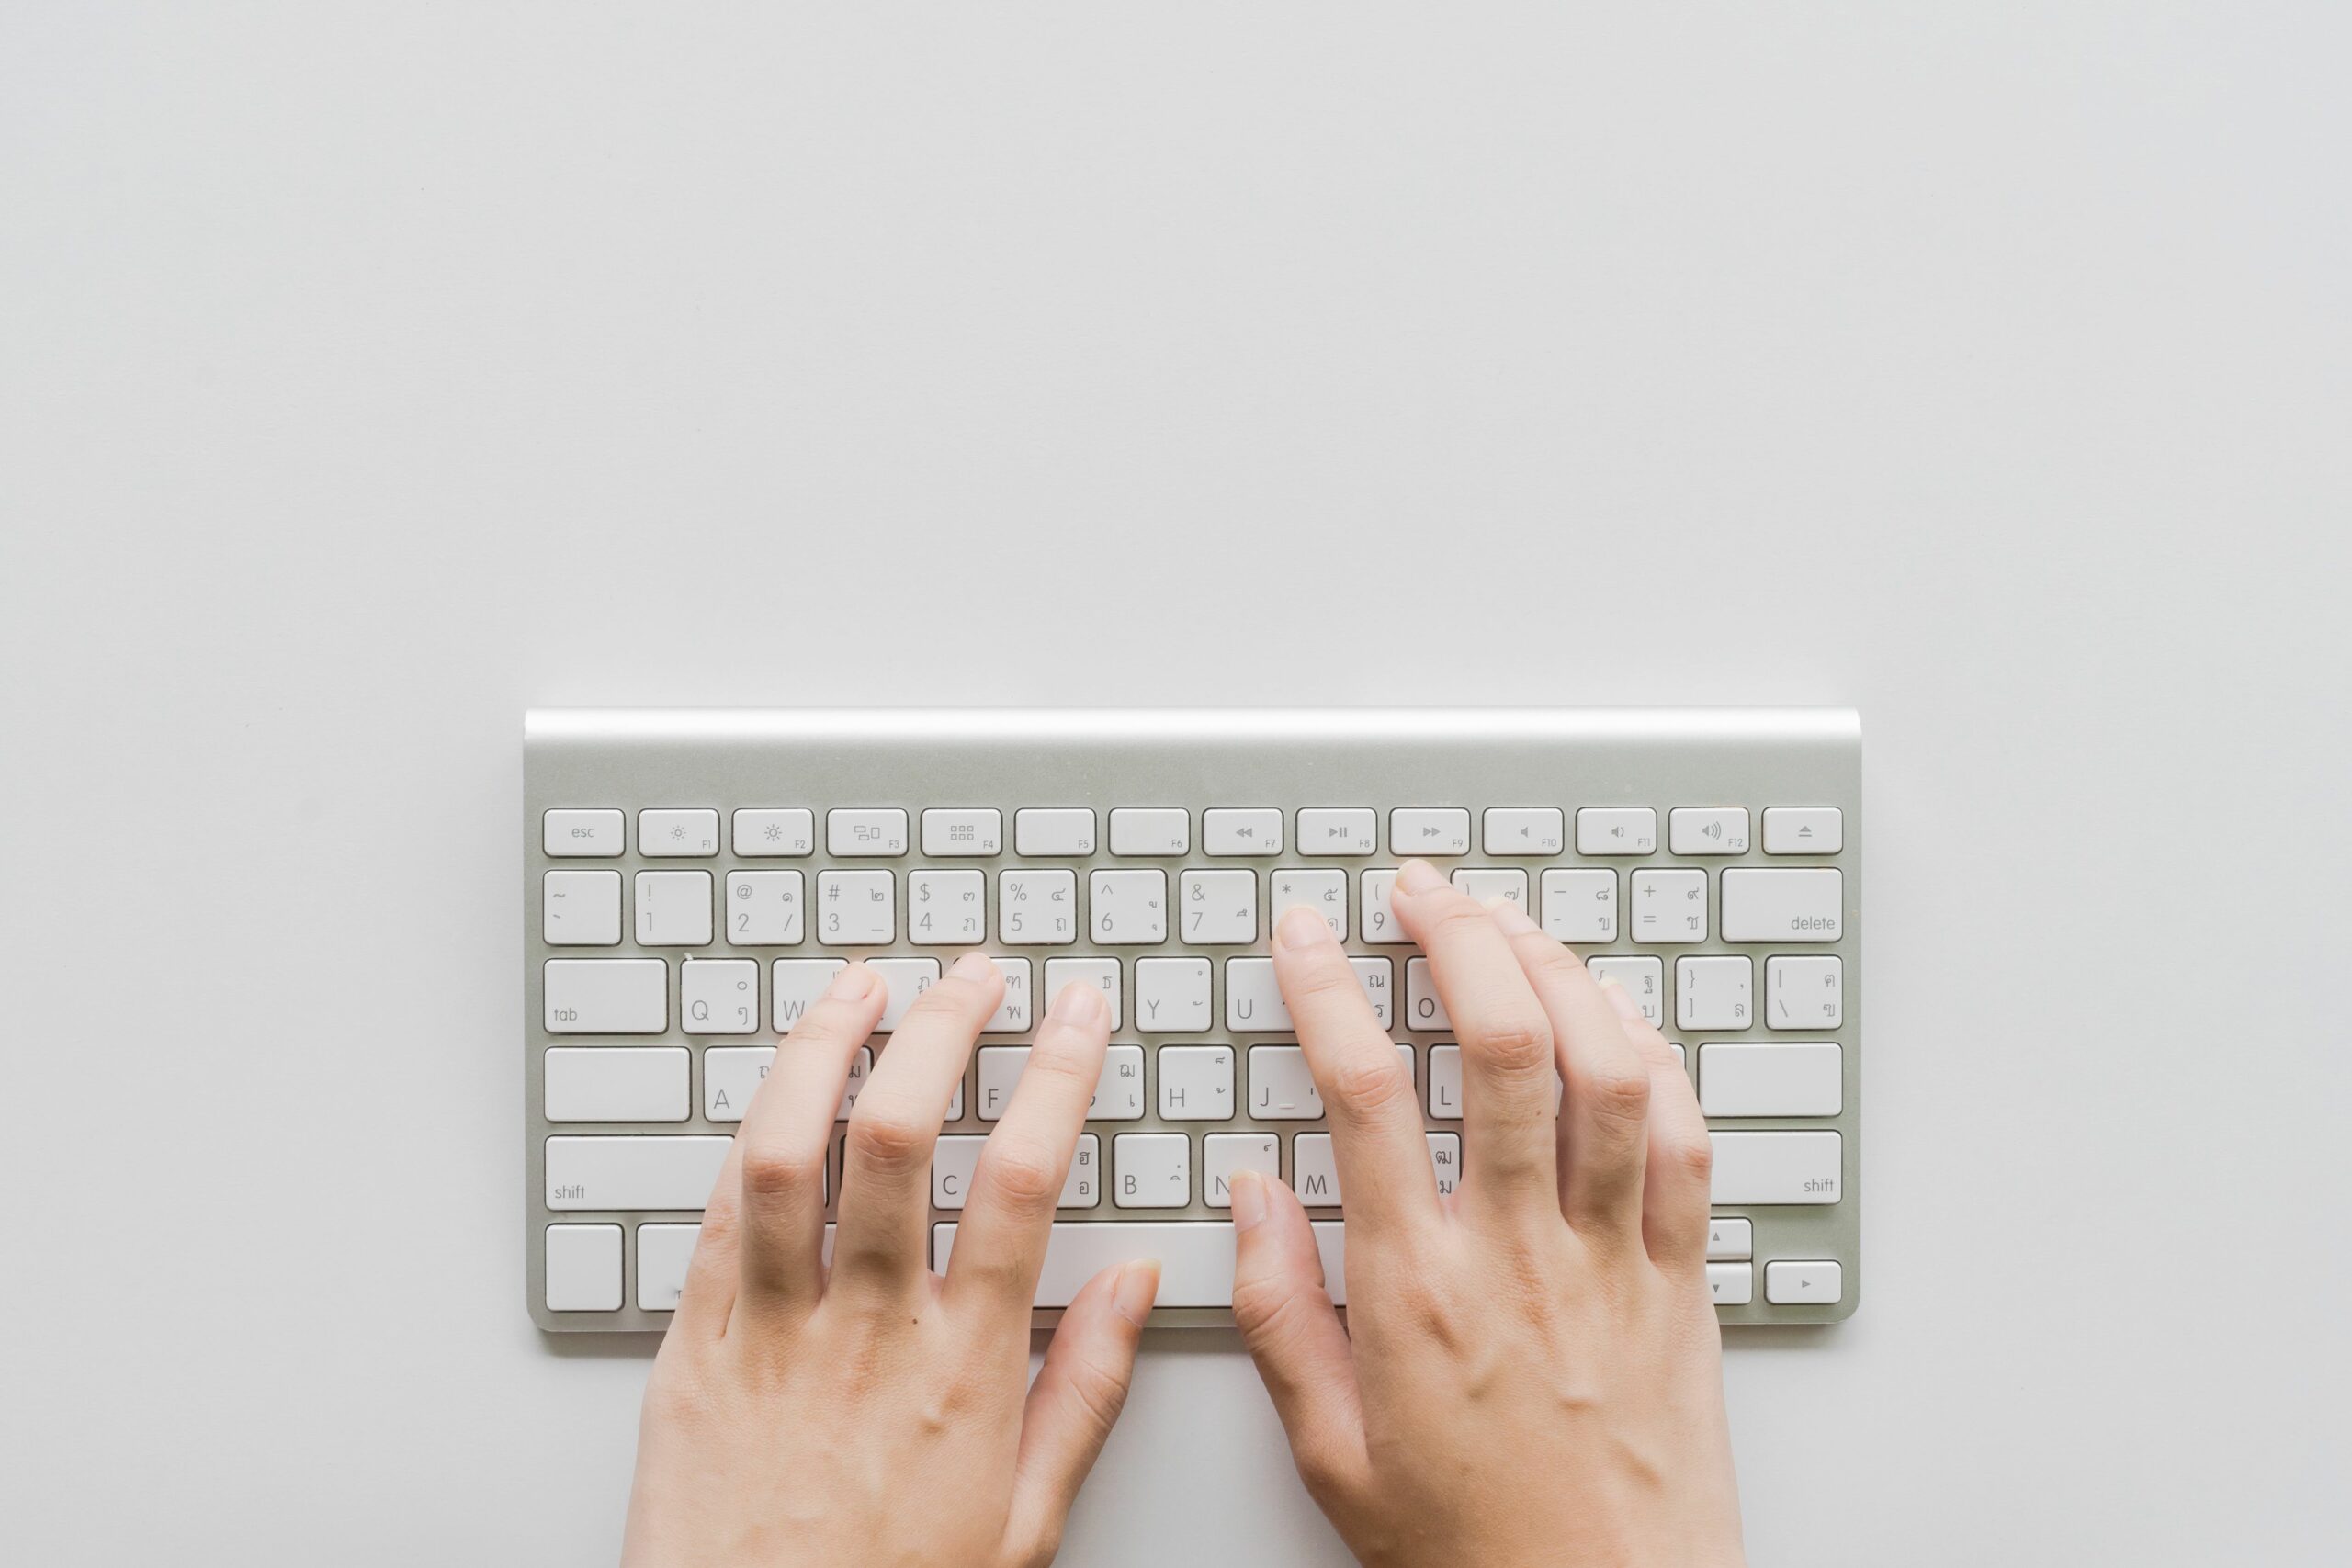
left=1112, top=1258, right=1161, bottom=1328
left=1046, top=978, right=1108, bottom=1031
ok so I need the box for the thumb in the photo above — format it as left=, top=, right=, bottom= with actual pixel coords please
left=1227, top=1169, right=1372, bottom=1506
left=1005, top=1258, right=1158, bottom=1564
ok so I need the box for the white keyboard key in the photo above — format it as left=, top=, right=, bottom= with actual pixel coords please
left=1000, top=869, right=1079, bottom=945
left=545, top=1224, right=622, bottom=1311
left=1203, top=1133, right=1280, bottom=1208
left=1043, top=957, right=1123, bottom=1029
left=983, top=957, right=1033, bottom=1032
left=1577, top=807, right=1657, bottom=855
left=543, top=808, right=623, bottom=858
left=1709, top=1131, right=1842, bottom=1204
left=1179, top=869, right=1258, bottom=944
left=1090, top=869, right=1168, bottom=944
left=816, top=870, right=895, bottom=945
left=1351, top=956, right=1395, bottom=1029
left=770, top=958, right=844, bottom=1032
left=1451, top=867, right=1529, bottom=909
left=1669, top=807, right=1750, bottom=855
left=1293, top=1133, right=1340, bottom=1206
left=681, top=958, right=760, bottom=1034
left=634, top=871, right=713, bottom=947
left=1224, top=958, right=1291, bottom=1032
left=1700, top=1042, right=1843, bottom=1117
left=544, top=958, right=667, bottom=1034
left=1675, top=955, right=1752, bottom=1031
left=1481, top=807, right=1564, bottom=855
left=635, top=1223, right=714, bottom=1312
left=1427, top=1043, right=1462, bottom=1119
left=837, top=1048, right=873, bottom=1120
left=732, top=808, right=814, bottom=857
left=1706, top=1218, right=1753, bottom=1260
left=933, top=1134, right=1100, bottom=1210
left=545, top=1134, right=729, bottom=1211
left=1765, top=1260, right=1843, bottom=1305
left=1706, top=1262, right=1754, bottom=1305
left=1541, top=868, right=1618, bottom=942
left=1404, top=956, right=1451, bottom=1032
left=1427, top=1132, right=1461, bottom=1196
left=828, top=807, right=909, bottom=857
left=1763, top=807, right=1842, bottom=855
left=1271, top=868, right=1347, bottom=941
left=933, top=1220, right=1349, bottom=1309
left=1158, top=1045, right=1235, bottom=1121
left=543, top=870, right=622, bottom=946
left=725, top=871, right=804, bottom=946
left=1630, top=869, right=1708, bottom=943
left=1204, top=807, right=1283, bottom=856
left=1015, top=807, right=1096, bottom=856
left=1135, top=957, right=1212, bottom=1032
left=702, top=1045, right=773, bottom=1122
left=1390, top=807, right=1471, bottom=855
left=977, top=1043, right=1146, bottom=1122
left=1360, top=868, right=1404, bottom=943
left=907, top=868, right=987, bottom=945
left=1721, top=868, right=1843, bottom=942
left=1584, top=955, right=1664, bottom=1026
left=639, top=808, right=721, bottom=857
left=921, top=807, right=1002, bottom=856
left=1766, top=955, right=1843, bottom=1030
left=544, top=1047, right=690, bottom=1122
left=866, top=957, right=941, bottom=1032
left=1110, top=807, right=1189, bottom=856
left=1296, top=807, right=1376, bottom=855
left=1114, top=1133, right=1192, bottom=1208
left=1247, top=1045, right=1323, bottom=1120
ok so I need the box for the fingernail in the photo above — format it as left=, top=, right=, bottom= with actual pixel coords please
left=1049, top=980, right=1105, bottom=1025
left=825, top=963, right=874, bottom=1000
left=1229, top=1168, right=1269, bottom=1231
left=1487, top=897, right=1540, bottom=936
left=950, top=952, right=996, bottom=982
left=1395, top=859, right=1444, bottom=895
left=1597, top=976, right=1644, bottom=1022
left=1276, top=903, right=1337, bottom=950
left=1113, top=1259, right=1161, bottom=1326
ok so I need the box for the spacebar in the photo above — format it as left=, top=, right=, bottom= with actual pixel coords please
left=932, top=1221, right=1348, bottom=1308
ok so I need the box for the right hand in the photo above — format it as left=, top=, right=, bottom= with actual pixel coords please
left=1230, top=861, right=1745, bottom=1568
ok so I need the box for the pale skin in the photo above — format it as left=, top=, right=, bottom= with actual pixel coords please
left=623, top=859, right=1743, bottom=1567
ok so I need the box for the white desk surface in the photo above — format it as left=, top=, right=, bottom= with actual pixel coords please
left=5, top=6, right=2346, bottom=1563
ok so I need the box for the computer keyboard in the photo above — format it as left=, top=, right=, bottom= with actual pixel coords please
left=525, top=709, right=1860, bottom=1330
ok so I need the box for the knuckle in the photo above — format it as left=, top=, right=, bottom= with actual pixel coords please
left=1327, top=1054, right=1412, bottom=1121
left=1665, top=1125, right=1714, bottom=1186
left=1467, top=1007, right=1554, bottom=1075
left=981, top=1145, right=1065, bottom=1209
left=846, top=1100, right=931, bottom=1172
left=739, top=1140, right=826, bottom=1201
left=1580, top=1062, right=1654, bottom=1128
left=1420, top=895, right=1491, bottom=943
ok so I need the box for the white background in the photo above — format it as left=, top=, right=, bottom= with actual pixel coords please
left=4, top=5, right=2347, bottom=1564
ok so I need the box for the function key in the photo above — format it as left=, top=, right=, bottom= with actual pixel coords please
left=1296, top=807, right=1376, bottom=855
left=639, top=808, right=721, bottom=857
left=1762, top=807, right=1843, bottom=855
left=1015, top=808, right=1097, bottom=856
left=1669, top=807, right=1750, bottom=855
left=828, top=808, right=909, bottom=857
left=922, top=807, right=1003, bottom=856
left=1481, top=807, right=1564, bottom=855
left=732, top=808, right=814, bottom=857
left=543, top=808, right=624, bottom=857
left=1576, top=807, right=1657, bottom=855
left=1390, top=807, right=1471, bottom=855
left=1203, top=807, right=1283, bottom=856
left=1110, top=807, right=1189, bottom=856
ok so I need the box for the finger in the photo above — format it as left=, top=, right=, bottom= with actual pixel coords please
left=1485, top=906, right=1654, bottom=1237
left=1386, top=862, right=1560, bottom=1205
left=729, top=962, right=885, bottom=1322
left=831, top=952, right=1002, bottom=1305
left=1269, top=903, right=1436, bottom=1232
left=1002, top=1258, right=1158, bottom=1566
left=945, top=981, right=1110, bottom=1318
left=668, top=1132, right=747, bottom=1340
left=1598, top=978, right=1715, bottom=1269
left=1227, top=1170, right=1372, bottom=1510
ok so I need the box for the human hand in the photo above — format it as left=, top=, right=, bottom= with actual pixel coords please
left=1230, top=861, right=1744, bottom=1568
left=621, top=956, right=1160, bottom=1568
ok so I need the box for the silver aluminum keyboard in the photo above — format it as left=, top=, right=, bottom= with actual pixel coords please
left=525, top=709, right=1861, bottom=1330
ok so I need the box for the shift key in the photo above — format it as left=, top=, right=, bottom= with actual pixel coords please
left=1709, top=1132, right=1843, bottom=1204
left=547, top=1136, right=730, bottom=1211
